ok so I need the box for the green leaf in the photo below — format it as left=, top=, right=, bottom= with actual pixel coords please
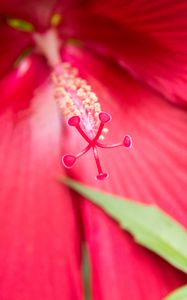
left=164, top=285, right=187, bottom=300
left=63, top=177, right=187, bottom=273
left=82, top=244, right=92, bottom=300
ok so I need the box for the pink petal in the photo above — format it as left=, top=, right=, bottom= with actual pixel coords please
left=61, top=47, right=187, bottom=299
left=0, top=23, right=32, bottom=77
left=0, top=82, right=83, bottom=299
left=60, top=1, right=187, bottom=108
left=0, top=54, right=48, bottom=113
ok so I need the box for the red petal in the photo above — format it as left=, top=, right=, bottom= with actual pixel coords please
left=0, top=0, right=85, bottom=31
left=61, top=47, right=187, bottom=299
left=60, top=1, right=187, bottom=108
left=0, top=54, right=48, bottom=113
left=0, top=0, right=56, bottom=31
left=0, top=82, right=83, bottom=299
left=0, top=23, right=32, bottom=77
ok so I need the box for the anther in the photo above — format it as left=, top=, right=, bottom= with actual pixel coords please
left=52, top=63, right=106, bottom=139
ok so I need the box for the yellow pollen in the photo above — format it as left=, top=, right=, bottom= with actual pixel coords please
left=101, top=127, right=107, bottom=132
left=52, top=63, right=108, bottom=138
left=50, top=14, right=62, bottom=27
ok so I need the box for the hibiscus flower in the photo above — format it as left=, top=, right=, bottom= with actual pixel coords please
left=0, top=0, right=187, bottom=300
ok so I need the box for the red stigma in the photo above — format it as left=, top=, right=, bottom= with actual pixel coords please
left=62, top=112, right=132, bottom=180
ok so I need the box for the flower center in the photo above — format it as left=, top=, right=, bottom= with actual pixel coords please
left=33, top=29, right=108, bottom=139
left=33, top=29, right=132, bottom=180
left=33, top=29, right=62, bottom=66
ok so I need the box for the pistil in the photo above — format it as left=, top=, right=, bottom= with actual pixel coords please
left=33, top=28, right=132, bottom=180
left=62, top=112, right=132, bottom=180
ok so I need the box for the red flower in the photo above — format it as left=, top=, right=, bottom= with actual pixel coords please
left=0, top=0, right=187, bottom=300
